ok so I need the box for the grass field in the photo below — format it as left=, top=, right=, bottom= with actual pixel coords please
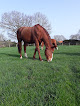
left=0, top=45, right=80, bottom=106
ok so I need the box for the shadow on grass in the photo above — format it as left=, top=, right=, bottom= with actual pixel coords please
left=55, top=52, right=80, bottom=56
left=0, top=53, right=19, bottom=58
left=0, top=52, right=47, bottom=61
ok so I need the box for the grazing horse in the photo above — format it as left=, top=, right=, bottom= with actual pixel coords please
left=41, top=39, right=58, bottom=50
left=17, top=24, right=55, bottom=62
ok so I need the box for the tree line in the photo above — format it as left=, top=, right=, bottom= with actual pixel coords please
left=53, top=31, right=80, bottom=41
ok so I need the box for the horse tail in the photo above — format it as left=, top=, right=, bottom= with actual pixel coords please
left=17, top=29, right=22, bottom=53
left=17, top=41, right=22, bottom=53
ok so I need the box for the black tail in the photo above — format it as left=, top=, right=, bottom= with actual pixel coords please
left=17, top=29, right=22, bottom=53
left=18, top=41, right=22, bottom=53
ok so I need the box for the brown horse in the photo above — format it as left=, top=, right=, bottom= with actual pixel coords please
left=17, top=24, right=55, bottom=62
left=41, top=39, right=58, bottom=50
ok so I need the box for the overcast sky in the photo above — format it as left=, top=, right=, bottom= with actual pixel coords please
left=0, top=0, right=80, bottom=39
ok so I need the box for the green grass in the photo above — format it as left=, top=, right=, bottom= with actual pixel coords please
left=0, top=45, right=80, bottom=106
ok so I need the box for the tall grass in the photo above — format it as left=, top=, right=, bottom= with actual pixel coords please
left=0, top=45, right=80, bottom=106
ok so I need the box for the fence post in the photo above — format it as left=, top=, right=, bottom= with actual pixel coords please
left=9, top=43, right=10, bottom=47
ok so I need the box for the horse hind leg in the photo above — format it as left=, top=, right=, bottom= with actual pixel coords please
left=18, top=41, right=22, bottom=59
left=24, top=43, right=28, bottom=58
left=33, top=48, right=37, bottom=59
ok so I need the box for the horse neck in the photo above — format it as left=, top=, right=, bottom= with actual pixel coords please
left=42, top=37, right=52, bottom=49
left=35, top=24, right=52, bottom=48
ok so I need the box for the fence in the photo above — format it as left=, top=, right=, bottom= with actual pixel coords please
left=0, top=41, right=17, bottom=48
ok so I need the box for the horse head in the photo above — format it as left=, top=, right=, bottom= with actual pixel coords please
left=45, top=46, right=54, bottom=62
left=54, top=45, right=58, bottom=50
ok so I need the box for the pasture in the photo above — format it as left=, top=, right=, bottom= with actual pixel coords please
left=0, top=45, right=80, bottom=106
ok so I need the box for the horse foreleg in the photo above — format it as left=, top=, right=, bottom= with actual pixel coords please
left=33, top=41, right=43, bottom=61
left=24, top=43, right=28, bottom=58
left=37, top=48, right=43, bottom=61
left=18, top=41, right=22, bottom=59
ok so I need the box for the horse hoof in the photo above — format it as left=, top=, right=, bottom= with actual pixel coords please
left=24, top=53, right=28, bottom=58
left=20, top=56, right=22, bottom=59
left=40, top=59, right=43, bottom=61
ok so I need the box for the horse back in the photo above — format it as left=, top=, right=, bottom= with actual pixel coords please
left=17, top=27, right=35, bottom=43
left=17, top=24, right=50, bottom=45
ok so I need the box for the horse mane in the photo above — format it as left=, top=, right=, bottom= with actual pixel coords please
left=34, top=24, right=53, bottom=47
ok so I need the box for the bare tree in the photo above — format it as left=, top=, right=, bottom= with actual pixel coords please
left=54, top=35, right=66, bottom=41
left=70, top=30, right=80, bottom=40
left=33, top=12, right=52, bottom=34
left=0, top=11, right=33, bottom=39
left=0, top=11, right=52, bottom=40
left=78, top=29, right=80, bottom=35
left=70, top=34, right=78, bottom=40
left=0, top=33, right=5, bottom=41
